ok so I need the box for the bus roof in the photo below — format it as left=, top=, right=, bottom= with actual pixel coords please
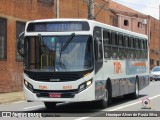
left=26, top=18, right=148, bottom=39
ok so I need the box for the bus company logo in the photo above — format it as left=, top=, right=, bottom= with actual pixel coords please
left=113, top=61, right=122, bottom=74
left=141, top=98, right=151, bottom=109
left=50, top=79, right=60, bottom=82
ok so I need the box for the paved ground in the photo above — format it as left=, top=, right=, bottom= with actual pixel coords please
left=0, top=81, right=160, bottom=120
left=0, top=91, right=24, bottom=104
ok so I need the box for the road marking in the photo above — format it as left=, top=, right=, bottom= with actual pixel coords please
left=75, top=94, right=160, bottom=120
left=13, top=101, right=24, bottom=104
left=23, top=105, right=44, bottom=110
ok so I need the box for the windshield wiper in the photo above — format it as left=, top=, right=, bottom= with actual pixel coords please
left=59, top=33, right=75, bottom=61
left=62, top=33, right=75, bottom=51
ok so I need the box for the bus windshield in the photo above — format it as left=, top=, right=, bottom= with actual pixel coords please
left=25, top=35, right=93, bottom=72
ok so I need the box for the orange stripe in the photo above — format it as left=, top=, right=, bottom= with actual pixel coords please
left=133, top=62, right=146, bottom=66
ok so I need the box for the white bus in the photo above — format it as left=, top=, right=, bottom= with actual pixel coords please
left=18, top=19, right=150, bottom=109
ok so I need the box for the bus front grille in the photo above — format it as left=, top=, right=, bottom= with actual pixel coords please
left=24, top=70, right=82, bottom=82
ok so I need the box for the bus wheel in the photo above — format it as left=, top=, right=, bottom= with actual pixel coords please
left=44, top=102, right=57, bottom=110
left=97, top=88, right=109, bottom=108
left=132, top=80, right=139, bottom=99
left=124, top=80, right=139, bottom=99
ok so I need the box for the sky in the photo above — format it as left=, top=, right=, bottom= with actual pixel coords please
left=112, top=0, right=160, bottom=19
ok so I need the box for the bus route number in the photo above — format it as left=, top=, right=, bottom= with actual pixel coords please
left=63, top=85, right=72, bottom=90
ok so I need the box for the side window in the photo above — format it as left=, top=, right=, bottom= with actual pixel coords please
left=94, top=27, right=102, bottom=61
left=144, top=40, right=148, bottom=59
left=111, top=31, right=118, bottom=59
left=94, top=27, right=103, bottom=73
left=118, top=34, right=125, bottom=59
left=138, top=39, right=141, bottom=49
left=124, top=35, right=129, bottom=59
left=111, top=32, right=117, bottom=45
left=118, top=34, right=123, bottom=46
left=127, top=37, right=134, bottom=59
left=135, top=38, right=139, bottom=49
left=124, top=35, right=129, bottom=47
left=130, top=37, right=134, bottom=48
left=103, top=30, right=111, bottom=58
left=141, top=40, right=144, bottom=49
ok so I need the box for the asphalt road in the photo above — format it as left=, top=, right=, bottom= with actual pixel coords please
left=0, top=81, right=160, bottom=120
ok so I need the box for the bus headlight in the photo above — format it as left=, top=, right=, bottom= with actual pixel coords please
left=24, top=80, right=34, bottom=92
left=86, top=80, right=92, bottom=86
left=78, top=79, right=92, bottom=92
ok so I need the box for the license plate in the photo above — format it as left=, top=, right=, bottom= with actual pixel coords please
left=49, top=93, right=61, bottom=98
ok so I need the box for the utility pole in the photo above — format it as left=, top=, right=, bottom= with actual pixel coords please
left=56, top=0, right=59, bottom=18
left=88, top=0, right=94, bottom=20
left=159, top=5, right=160, bottom=65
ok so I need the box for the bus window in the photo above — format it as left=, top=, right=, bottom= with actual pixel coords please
left=135, top=50, right=141, bottom=59
left=103, top=29, right=112, bottom=59
left=124, top=35, right=129, bottom=47
left=145, top=40, right=148, bottom=50
left=112, top=46, right=118, bottom=59
left=94, top=27, right=103, bottom=61
left=135, top=38, right=139, bottom=49
left=138, top=39, right=141, bottom=49
left=131, top=49, right=135, bottom=59
left=111, top=32, right=117, bottom=45
left=118, top=34, right=123, bottom=46
left=103, top=30, right=110, bottom=44
left=141, top=40, right=144, bottom=49
left=130, top=37, right=134, bottom=48
left=104, top=46, right=111, bottom=58
left=118, top=47, right=125, bottom=59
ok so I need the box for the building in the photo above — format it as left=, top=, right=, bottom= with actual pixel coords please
left=0, top=0, right=159, bottom=93
left=149, top=17, right=160, bottom=69
left=0, top=0, right=117, bottom=93
left=109, top=0, right=160, bottom=69
left=0, top=0, right=54, bottom=93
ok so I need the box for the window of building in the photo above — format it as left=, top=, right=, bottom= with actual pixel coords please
left=37, top=0, right=54, bottom=6
left=16, top=21, right=26, bottom=61
left=157, top=60, right=159, bottom=66
left=0, top=18, right=7, bottom=60
left=124, top=19, right=129, bottom=26
left=138, top=22, right=142, bottom=28
left=150, top=59, right=154, bottom=65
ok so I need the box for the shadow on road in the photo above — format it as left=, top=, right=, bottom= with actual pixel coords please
left=27, top=94, right=147, bottom=113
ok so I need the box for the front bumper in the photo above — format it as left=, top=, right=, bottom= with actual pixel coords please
left=24, top=83, right=95, bottom=102
left=150, top=75, right=160, bottom=80
left=24, top=70, right=96, bottom=102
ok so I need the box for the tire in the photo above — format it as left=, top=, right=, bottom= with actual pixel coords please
left=44, top=102, right=57, bottom=110
left=130, top=80, right=139, bottom=99
left=97, top=88, right=109, bottom=108
left=124, top=80, right=139, bottom=99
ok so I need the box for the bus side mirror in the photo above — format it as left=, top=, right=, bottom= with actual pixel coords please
left=17, top=32, right=25, bottom=57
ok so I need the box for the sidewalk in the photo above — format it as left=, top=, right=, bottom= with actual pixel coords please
left=0, top=91, right=24, bottom=104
